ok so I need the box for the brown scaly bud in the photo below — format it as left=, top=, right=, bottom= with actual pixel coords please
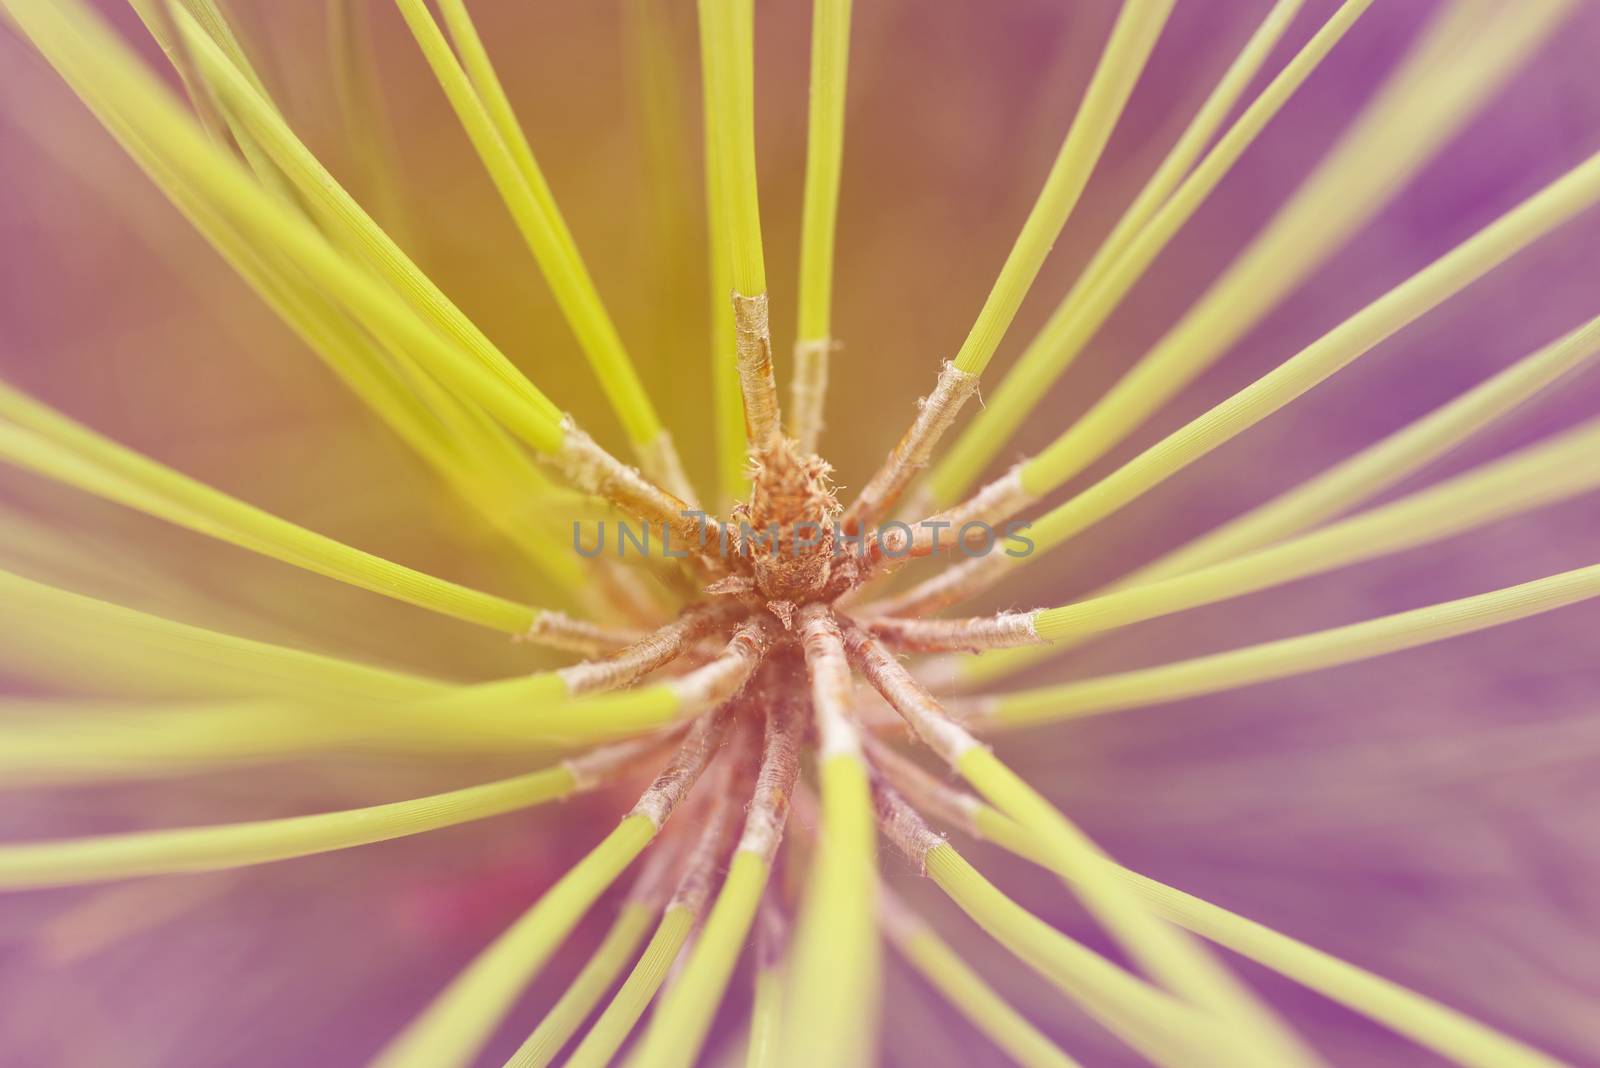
left=741, top=436, right=840, bottom=605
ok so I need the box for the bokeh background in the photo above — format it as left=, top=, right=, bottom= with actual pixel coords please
left=3, top=1, right=1600, bottom=1064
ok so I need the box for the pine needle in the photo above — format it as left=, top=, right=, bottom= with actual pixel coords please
left=968, top=809, right=1567, bottom=1068
left=993, top=561, right=1600, bottom=728
left=632, top=700, right=804, bottom=1068
left=170, top=6, right=564, bottom=430
left=633, top=849, right=772, bottom=1068
left=1019, top=135, right=1600, bottom=549
left=897, top=414, right=1600, bottom=653
left=747, top=956, right=786, bottom=1068
left=124, top=0, right=233, bottom=146
left=327, top=0, right=414, bottom=238
left=6, top=24, right=588, bottom=596
left=0, top=567, right=442, bottom=703
left=564, top=905, right=697, bottom=1068
left=840, top=0, right=1174, bottom=531
left=396, top=0, right=695, bottom=499
left=949, top=0, right=1173, bottom=378
left=1032, top=417, right=1600, bottom=642
left=954, top=748, right=1314, bottom=1066
left=700, top=0, right=767, bottom=296
left=955, top=311, right=1600, bottom=686
left=4, top=0, right=567, bottom=456
left=0, top=383, right=542, bottom=634
left=1010, top=0, right=1576, bottom=503
left=1143, top=313, right=1600, bottom=582
left=779, top=756, right=880, bottom=1068
left=783, top=606, right=880, bottom=1068
left=794, top=0, right=851, bottom=343
left=789, top=0, right=853, bottom=452
left=882, top=891, right=1083, bottom=1068
left=852, top=631, right=1315, bottom=1066
left=569, top=749, right=748, bottom=1068
left=501, top=900, right=657, bottom=1068
left=927, top=0, right=1352, bottom=505
left=0, top=699, right=372, bottom=785
left=376, top=714, right=738, bottom=1068
left=0, top=764, right=580, bottom=888
left=372, top=816, right=656, bottom=1068
left=891, top=140, right=1600, bottom=610
left=696, top=0, right=751, bottom=504
left=923, top=843, right=1215, bottom=1067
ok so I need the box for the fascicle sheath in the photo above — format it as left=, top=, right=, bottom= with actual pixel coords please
left=844, top=361, right=980, bottom=531
left=628, top=709, right=734, bottom=829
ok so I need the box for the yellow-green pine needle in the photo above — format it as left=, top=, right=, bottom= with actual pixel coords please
left=168, top=3, right=302, bottom=215
left=28, top=683, right=575, bottom=765
left=125, top=0, right=232, bottom=146
left=431, top=0, right=575, bottom=261
left=957, top=311, right=1600, bottom=687
left=952, top=747, right=1304, bottom=1065
left=1119, top=875, right=1567, bottom=1068
left=373, top=815, right=656, bottom=1068
left=0, top=764, right=578, bottom=888
left=780, top=755, right=880, bottom=1068
left=927, top=0, right=1333, bottom=503
left=0, top=699, right=374, bottom=785
left=747, top=963, right=785, bottom=1068
left=795, top=0, right=852, bottom=343
left=1005, top=0, right=1575, bottom=505
left=503, top=901, right=658, bottom=1068
left=923, top=843, right=1212, bottom=1068
left=620, top=0, right=710, bottom=487
left=623, top=0, right=697, bottom=253
left=6, top=0, right=566, bottom=455
left=395, top=0, right=669, bottom=455
left=160, top=0, right=300, bottom=205
left=1015, top=144, right=1600, bottom=560
left=367, top=672, right=676, bottom=752
left=175, top=82, right=613, bottom=572
left=0, top=568, right=442, bottom=704
left=327, top=0, right=414, bottom=237
left=521, top=682, right=683, bottom=745
left=1032, top=416, right=1600, bottom=642
left=1055, top=0, right=1305, bottom=300
left=0, top=505, right=143, bottom=608
left=0, top=384, right=540, bottom=635
left=701, top=0, right=767, bottom=295
left=566, top=904, right=697, bottom=1068
left=171, top=7, right=565, bottom=433
left=0, top=487, right=172, bottom=594
left=698, top=0, right=752, bottom=503
left=632, top=850, right=773, bottom=1068
left=995, top=561, right=1600, bottom=728
left=968, top=808, right=1566, bottom=1068
left=1142, top=313, right=1600, bottom=583
left=788, top=0, right=853, bottom=451
left=28, top=14, right=443, bottom=473
left=170, top=0, right=272, bottom=98
left=167, top=0, right=303, bottom=203
left=887, top=907, right=1083, bottom=1068
left=8, top=32, right=581, bottom=592
left=949, top=0, right=1173, bottom=377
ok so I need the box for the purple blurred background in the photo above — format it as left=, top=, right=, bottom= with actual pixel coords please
left=3, top=1, right=1600, bottom=1064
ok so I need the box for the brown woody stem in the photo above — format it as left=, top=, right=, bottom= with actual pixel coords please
left=788, top=336, right=835, bottom=454
left=557, top=604, right=732, bottom=697
left=865, top=611, right=1041, bottom=653
left=733, top=291, right=782, bottom=446
left=842, top=361, right=980, bottom=532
